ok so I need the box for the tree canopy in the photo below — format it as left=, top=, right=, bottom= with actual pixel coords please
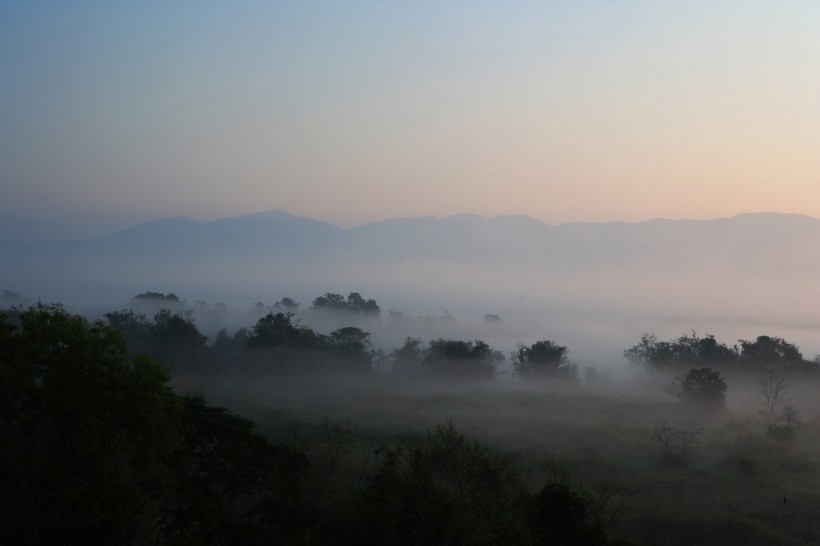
left=421, top=339, right=503, bottom=379
left=311, top=291, right=380, bottom=316
left=668, top=367, right=728, bottom=410
left=624, top=332, right=738, bottom=370
left=514, top=340, right=578, bottom=380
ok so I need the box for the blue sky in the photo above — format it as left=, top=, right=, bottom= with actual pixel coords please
left=2, top=1, right=819, bottom=241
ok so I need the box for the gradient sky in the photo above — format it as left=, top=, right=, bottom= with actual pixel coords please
left=2, top=1, right=819, bottom=241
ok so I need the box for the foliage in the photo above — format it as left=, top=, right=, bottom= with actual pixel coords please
left=212, top=327, right=250, bottom=353
left=513, top=340, right=578, bottom=380
left=274, top=296, right=300, bottom=311
left=390, top=337, right=424, bottom=377
left=248, top=312, right=314, bottom=349
left=0, top=304, right=181, bottom=545
left=159, top=396, right=308, bottom=545
left=626, top=332, right=818, bottom=374
left=311, top=292, right=380, bottom=316
left=421, top=338, right=503, bottom=379
left=326, top=326, right=373, bottom=373
left=105, top=308, right=207, bottom=370
left=624, top=332, right=738, bottom=370
left=739, top=336, right=811, bottom=372
left=358, top=420, right=530, bottom=545
left=246, top=312, right=373, bottom=374
left=531, top=458, right=616, bottom=545
left=667, top=367, right=728, bottom=410
left=0, top=304, right=313, bottom=546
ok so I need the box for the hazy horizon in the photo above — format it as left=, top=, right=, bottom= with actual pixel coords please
left=4, top=207, right=820, bottom=245
left=3, top=2, right=820, bottom=242
left=3, top=2, right=819, bottom=367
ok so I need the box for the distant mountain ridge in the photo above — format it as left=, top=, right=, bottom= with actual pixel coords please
left=5, top=210, right=820, bottom=267
left=3, top=210, right=820, bottom=311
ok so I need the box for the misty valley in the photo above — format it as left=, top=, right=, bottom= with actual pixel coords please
left=5, top=1, right=819, bottom=543
left=3, top=289, right=820, bottom=545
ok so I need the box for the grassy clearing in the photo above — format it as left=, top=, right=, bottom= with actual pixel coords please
left=172, top=371, right=820, bottom=545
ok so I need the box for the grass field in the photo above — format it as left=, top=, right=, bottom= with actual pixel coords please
left=173, top=370, right=820, bottom=545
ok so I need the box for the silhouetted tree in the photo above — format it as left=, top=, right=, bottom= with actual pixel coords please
left=0, top=304, right=180, bottom=545
left=274, top=296, right=300, bottom=311
left=624, top=332, right=738, bottom=370
left=104, top=309, right=208, bottom=370
left=129, top=291, right=185, bottom=314
left=739, top=335, right=812, bottom=372
left=104, top=309, right=153, bottom=354
left=651, top=421, right=703, bottom=467
left=356, top=420, right=529, bottom=545
left=390, top=337, right=424, bottom=377
left=159, top=396, right=308, bottom=545
left=212, top=327, right=250, bottom=353
left=325, top=326, right=373, bottom=373
left=311, top=292, right=380, bottom=316
left=421, top=339, right=503, bottom=379
left=514, top=340, right=578, bottom=380
left=152, top=310, right=208, bottom=354
left=668, top=367, right=728, bottom=410
left=248, top=312, right=311, bottom=349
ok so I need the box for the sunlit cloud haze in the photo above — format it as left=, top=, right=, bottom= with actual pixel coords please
left=1, top=2, right=819, bottom=241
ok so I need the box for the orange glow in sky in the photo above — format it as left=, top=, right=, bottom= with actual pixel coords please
left=1, top=2, right=818, bottom=239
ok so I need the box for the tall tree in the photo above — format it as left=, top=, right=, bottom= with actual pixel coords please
left=0, top=304, right=180, bottom=545
left=514, top=340, right=577, bottom=380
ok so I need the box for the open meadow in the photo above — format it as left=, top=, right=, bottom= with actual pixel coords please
left=174, top=370, right=820, bottom=545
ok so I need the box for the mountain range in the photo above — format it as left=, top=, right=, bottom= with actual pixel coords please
left=2, top=211, right=820, bottom=321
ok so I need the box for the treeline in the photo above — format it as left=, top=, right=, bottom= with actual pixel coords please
left=623, top=331, right=820, bottom=373
left=89, top=290, right=580, bottom=381
left=0, top=303, right=636, bottom=545
left=8, top=290, right=818, bottom=382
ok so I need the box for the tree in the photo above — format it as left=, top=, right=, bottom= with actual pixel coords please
left=739, top=335, right=809, bottom=371
left=668, top=367, right=728, bottom=410
left=755, top=364, right=800, bottom=440
left=345, top=292, right=380, bottom=316
left=390, top=337, right=424, bottom=377
left=513, top=340, right=578, bottom=380
left=651, top=421, right=703, bottom=467
left=132, top=291, right=181, bottom=303
left=531, top=460, right=614, bottom=546
left=159, top=396, right=308, bottom=545
left=326, top=326, right=373, bottom=373
left=105, top=309, right=208, bottom=371
left=357, top=420, right=529, bottom=545
left=212, top=327, right=250, bottom=353
left=311, top=292, right=380, bottom=316
left=274, top=297, right=300, bottom=311
left=248, top=312, right=307, bottom=349
left=624, top=332, right=737, bottom=370
left=104, top=309, right=152, bottom=355
left=129, top=291, right=185, bottom=315
left=756, top=364, right=789, bottom=429
left=421, top=339, right=503, bottom=379
left=311, top=293, right=347, bottom=312
left=151, top=309, right=208, bottom=366
left=0, top=304, right=181, bottom=545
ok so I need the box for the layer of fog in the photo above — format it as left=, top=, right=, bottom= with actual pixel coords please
left=7, top=266, right=818, bottom=382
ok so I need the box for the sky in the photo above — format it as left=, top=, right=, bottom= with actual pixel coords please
left=1, top=1, right=819, bottom=242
